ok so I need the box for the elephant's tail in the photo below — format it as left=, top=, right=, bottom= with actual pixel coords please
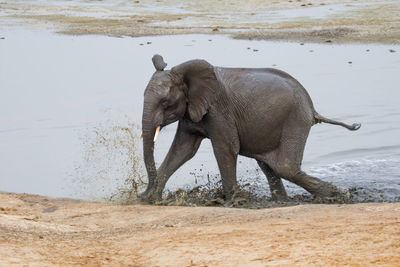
left=313, top=112, right=361, bottom=131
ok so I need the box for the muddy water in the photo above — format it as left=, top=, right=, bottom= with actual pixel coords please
left=1, top=28, right=399, bottom=201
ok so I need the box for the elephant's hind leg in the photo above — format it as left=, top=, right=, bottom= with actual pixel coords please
left=257, top=161, right=288, bottom=201
left=286, top=171, right=342, bottom=198
left=265, top=115, right=342, bottom=198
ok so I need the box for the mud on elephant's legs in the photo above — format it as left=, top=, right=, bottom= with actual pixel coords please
left=257, top=161, right=288, bottom=201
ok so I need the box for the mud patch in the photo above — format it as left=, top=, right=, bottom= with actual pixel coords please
left=155, top=173, right=355, bottom=209
left=234, top=27, right=358, bottom=43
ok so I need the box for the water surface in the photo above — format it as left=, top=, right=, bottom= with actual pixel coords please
left=1, top=28, right=399, bottom=200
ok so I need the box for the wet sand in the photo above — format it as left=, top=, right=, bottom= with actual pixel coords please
left=1, top=0, right=400, bottom=44
left=0, top=191, right=399, bottom=266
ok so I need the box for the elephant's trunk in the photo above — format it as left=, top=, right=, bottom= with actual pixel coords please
left=141, top=114, right=159, bottom=201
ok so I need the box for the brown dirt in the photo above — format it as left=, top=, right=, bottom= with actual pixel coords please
left=1, top=191, right=399, bottom=266
left=1, top=0, right=400, bottom=44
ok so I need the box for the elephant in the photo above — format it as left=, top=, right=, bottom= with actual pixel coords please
left=141, top=54, right=360, bottom=203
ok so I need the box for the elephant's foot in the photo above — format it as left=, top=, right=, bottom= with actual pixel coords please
left=311, top=182, right=349, bottom=203
left=140, top=188, right=162, bottom=204
left=268, top=179, right=288, bottom=202
left=285, top=171, right=347, bottom=202
left=271, top=189, right=288, bottom=202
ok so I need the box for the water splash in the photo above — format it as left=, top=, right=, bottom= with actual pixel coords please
left=71, top=113, right=147, bottom=203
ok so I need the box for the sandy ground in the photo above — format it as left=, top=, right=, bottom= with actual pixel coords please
left=1, top=0, right=399, bottom=44
left=1, top=191, right=399, bottom=266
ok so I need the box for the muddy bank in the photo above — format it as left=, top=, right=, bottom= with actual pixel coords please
left=0, top=191, right=399, bottom=266
left=1, top=0, right=399, bottom=44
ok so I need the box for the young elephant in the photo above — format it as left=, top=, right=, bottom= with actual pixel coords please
left=141, top=55, right=360, bottom=202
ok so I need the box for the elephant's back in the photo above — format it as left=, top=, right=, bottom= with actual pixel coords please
left=216, top=67, right=303, bottom=93
left=215, top=67, right=314, bottom=111
left=214, top=67, right=315, bottom=154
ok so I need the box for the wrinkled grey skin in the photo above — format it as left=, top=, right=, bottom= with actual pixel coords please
left=141, top=54, right=361, bottom=203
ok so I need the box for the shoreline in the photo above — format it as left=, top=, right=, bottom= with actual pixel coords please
left=1, top=0, right=399, bottom=44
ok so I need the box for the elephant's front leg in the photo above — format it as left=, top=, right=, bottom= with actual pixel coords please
left=143, top=126, right=203, bottom=201
left=211, top=140, right=239, bottom=200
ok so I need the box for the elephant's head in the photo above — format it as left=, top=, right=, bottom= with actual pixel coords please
left=141, top=55, right=219, bottom=201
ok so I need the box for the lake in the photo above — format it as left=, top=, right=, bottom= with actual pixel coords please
left=1, top=28, right=399, bottom=201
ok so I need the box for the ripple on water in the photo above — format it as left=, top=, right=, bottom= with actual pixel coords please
left=306, top=158, right=400, bottom=202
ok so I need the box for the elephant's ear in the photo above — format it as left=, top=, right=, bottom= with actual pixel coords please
left=152, top=54, right=167, bottom=71
left=171, top=60, right=219, bottom=122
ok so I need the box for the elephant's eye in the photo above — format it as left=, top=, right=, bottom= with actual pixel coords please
left=161, top=99, right=169, bottom=108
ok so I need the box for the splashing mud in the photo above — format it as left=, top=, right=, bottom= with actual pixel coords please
left=72, top=115, right=147, bottom=204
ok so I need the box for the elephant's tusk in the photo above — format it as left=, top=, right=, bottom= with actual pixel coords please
left=139, top=132, right=143, bottom=139
left=153, top=126, right=161, bottom=142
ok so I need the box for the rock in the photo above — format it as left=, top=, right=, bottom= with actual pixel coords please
left=43, top=206, right=58, bottom=213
